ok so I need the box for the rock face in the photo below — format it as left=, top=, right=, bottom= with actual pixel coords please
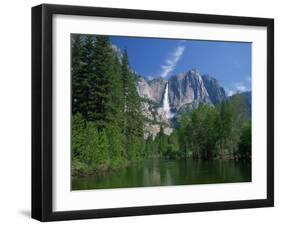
left=136, top=77, right=167, bottom=103
left=169, top=69, right=212, bottom=110
left=201, top=74, right=226, bottom=104
left=136, top=69, right=227, bottom=138
left=137, top=69, right=226, bottom=110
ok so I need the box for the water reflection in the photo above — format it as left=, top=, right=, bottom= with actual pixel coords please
left=72, top=159, right=251, bottom=190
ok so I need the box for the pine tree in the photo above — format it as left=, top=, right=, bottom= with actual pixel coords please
left=88, top=36, right=116, bottom=129
left=110, top=53, right=124, bottom=128
left=80, top=35, right=95, bottom=119
left=121, top=50, right=143, bottom=138
left=71, top=34, right=84, bottom=115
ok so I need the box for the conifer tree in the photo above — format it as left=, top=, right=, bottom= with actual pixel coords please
left=121, top=50, right=143, bottom=138
left=80, top=35, right=95, bottom=119
left=88, top=36, right=115, bottom=129
left=110, top=53, right=124, bottom=128
left=71, top=34, right=84, bottom=115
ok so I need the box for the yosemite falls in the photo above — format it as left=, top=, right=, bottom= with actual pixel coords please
left=163, top=82, right=173, bottom=119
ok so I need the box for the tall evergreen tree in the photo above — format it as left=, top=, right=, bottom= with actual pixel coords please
left=121, top=50, right=143, bottom=138
left=80, top=35, right=95, bottom=119
left=71, top=34, right=84, bottom=115
left=88, top=36, right=115, bottom=129
left=110, top=53, right=124, bottom=128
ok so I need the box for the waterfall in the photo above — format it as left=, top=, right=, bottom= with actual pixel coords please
left=163, top=82, right=173, bottom=118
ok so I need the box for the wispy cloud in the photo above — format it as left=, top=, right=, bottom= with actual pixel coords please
left=225, top=74, right=252, bottom=97
left=236, top=84, right=247, bottom=92
left=226, top=83, right=249, bottom=96
left=226, top=89, right=235, bottom=96
left=160, top=43, right=186, bottom=78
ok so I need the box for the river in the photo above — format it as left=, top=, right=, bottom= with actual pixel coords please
left=72, top=158, right=251, bottom=190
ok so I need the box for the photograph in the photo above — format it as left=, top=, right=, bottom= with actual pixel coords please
left=71, top=34, right=252, bottom=190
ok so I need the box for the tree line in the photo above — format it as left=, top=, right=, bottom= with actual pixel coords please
left=71, top=34, right=144, bottom=175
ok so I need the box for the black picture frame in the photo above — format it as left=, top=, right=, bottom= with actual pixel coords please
left=32, top=3, right=274, bottom=222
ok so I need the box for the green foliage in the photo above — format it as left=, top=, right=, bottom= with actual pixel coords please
left=178, top=115, right=189, bottom=157
left=237, top=122, right=251, bottom=159
left=88, top=36, right=116, bottom=128
left=121, top=50, right=144, bottom=138
left=71, top=34, right=145, bottom=176
left=71, top=113, right=86, bottom=159
left=82, top=122, right=98, bottom=166
left=96, top=129, right=110, bottom=168
left=176, top=97, right=251, bottom=160
left=157, top=126, right=168, bottom=154
left=166, top=131, right=180, bottom=159
left=71, top=34, right=88, bottom=117
left=183, top=104, right=219, bottom=159
left=106, top=124, right=127, bottom=168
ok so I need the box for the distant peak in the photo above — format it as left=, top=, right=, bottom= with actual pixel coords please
left=150, top=77, right=167, bottom=83
left=190, top=68, right=200, bottom=75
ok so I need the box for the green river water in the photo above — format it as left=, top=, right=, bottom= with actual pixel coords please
left=72, top=158, right=251, bottom=190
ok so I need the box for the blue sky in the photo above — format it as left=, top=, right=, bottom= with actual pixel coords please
left=111, top=36, right=252, bottom=96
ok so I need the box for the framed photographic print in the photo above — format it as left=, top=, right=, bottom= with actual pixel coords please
left=32, top=4, right=274, bottom=221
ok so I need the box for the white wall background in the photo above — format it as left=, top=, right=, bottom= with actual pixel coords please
left=0, top=0, right=279, bottom=225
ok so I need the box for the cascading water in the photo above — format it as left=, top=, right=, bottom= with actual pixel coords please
left=163, top=82, right=173, bottom=118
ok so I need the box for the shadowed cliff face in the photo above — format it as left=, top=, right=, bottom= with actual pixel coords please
left=169, top=70, right=212, bottom=110
left=201, top=74, right=227, bottom=105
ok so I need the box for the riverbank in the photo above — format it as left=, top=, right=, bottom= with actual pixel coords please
left=72, top=157, right=138, bottom=177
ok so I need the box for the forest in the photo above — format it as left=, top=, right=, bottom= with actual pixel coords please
left=71, top=34, right=251, bottom=176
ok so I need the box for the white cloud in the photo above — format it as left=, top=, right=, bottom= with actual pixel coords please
left=160, top=44, right=185, bottom=78
left=226, top=89, right=235, bottom=96
left=226, top=82, right=250, bottom=97
left=236, top=84, right=247, bottom=92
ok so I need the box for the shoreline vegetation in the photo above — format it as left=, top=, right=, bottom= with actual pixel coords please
left=71, top=34, right=251, bottom=178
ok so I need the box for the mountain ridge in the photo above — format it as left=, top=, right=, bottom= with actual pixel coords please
left=136, top=69, right=227, bottom=108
